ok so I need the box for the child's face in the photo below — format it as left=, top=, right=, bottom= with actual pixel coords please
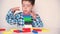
left=22, top=1, right=33, bottom=14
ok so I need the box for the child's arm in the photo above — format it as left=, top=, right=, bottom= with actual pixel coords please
left=6, top=7, right=24, bottom=27
left=6, top=9, right=16, bottom=25
left=35, top=14, right=43, bottom=27
left=6, top=7, right=20, bottom=25
left=31, top=12, right=43, bottom=27
left=32, top=14, right=43, bottom=27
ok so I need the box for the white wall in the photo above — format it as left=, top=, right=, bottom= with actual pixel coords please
left=0, top=0, right=60, bottom=34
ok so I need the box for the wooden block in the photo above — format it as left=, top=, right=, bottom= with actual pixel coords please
left=33, top=29, right=42, bottom=32
left=32, top=30, right=38, bottom=34
left=23, top=28, right=31, bottom=32
left=41, top=28, right=49, bottom=32
left=3, top=31, right=12, bottom=34
left=0, top=28, right=5, bottom=31
left=14, top=30, right=20, bottom=33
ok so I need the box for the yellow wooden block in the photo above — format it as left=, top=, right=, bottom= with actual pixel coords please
left=2, top=28, right=17, bottom=34
left=9, top=28, right=17, bottom=32
left=3, top=31, right=12, bottom=34
left=41, top=28, right=49, bottom=32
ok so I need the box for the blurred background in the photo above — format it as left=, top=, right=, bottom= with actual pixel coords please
left=0, top=0, right=60, bottom=34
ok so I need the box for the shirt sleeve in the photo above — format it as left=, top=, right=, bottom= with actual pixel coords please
left=6, top=9, right=17, bottom=25
left=15, top=12, right=24, bottom=27
left=32, top=14, right=43, bottom=27
left=6, top=9, right=24, bottom=27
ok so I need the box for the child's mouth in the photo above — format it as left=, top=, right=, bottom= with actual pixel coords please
left=24, top=10, right=27, bottom=12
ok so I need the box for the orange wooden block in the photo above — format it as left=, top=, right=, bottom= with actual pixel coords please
left=33, top=29, right=42, bottom=32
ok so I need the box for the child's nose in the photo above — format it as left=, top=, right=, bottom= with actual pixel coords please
left=24, top=7, right=27, bottom=9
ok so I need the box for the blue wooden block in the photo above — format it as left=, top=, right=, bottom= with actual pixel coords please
left=19, top=30, right=23, bottom=32
left=32, top=30, right=38, bottom=33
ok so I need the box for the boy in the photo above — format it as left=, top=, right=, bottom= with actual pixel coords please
left=6, top=0, right=43, bottom=28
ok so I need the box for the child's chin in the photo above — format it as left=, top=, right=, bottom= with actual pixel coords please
left=24, top=12, right=29, bottom=14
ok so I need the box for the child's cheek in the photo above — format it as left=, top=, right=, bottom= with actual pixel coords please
left=27, top=7, right=32, bottom=11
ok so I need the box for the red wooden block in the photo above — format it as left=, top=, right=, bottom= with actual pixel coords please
left=33, top=29, right=42, bottom=32
left=23, top=28, right=31, bottom=32
left=0, top=29, right=5, bottom=31
left=14, top=30, right=20, bottom=33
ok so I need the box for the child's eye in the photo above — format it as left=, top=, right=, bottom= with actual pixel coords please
left=22, top=4, right=31, bottom=7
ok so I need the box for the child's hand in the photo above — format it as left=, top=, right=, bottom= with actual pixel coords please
left=11, top=7, right=20, bottom=13
left=30, top=11, right=36, bottom=19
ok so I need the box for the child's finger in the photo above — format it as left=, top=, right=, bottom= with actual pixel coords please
left=11, top=7, right=20, bottom=12
left=30, top=12, right=36, bottom=19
